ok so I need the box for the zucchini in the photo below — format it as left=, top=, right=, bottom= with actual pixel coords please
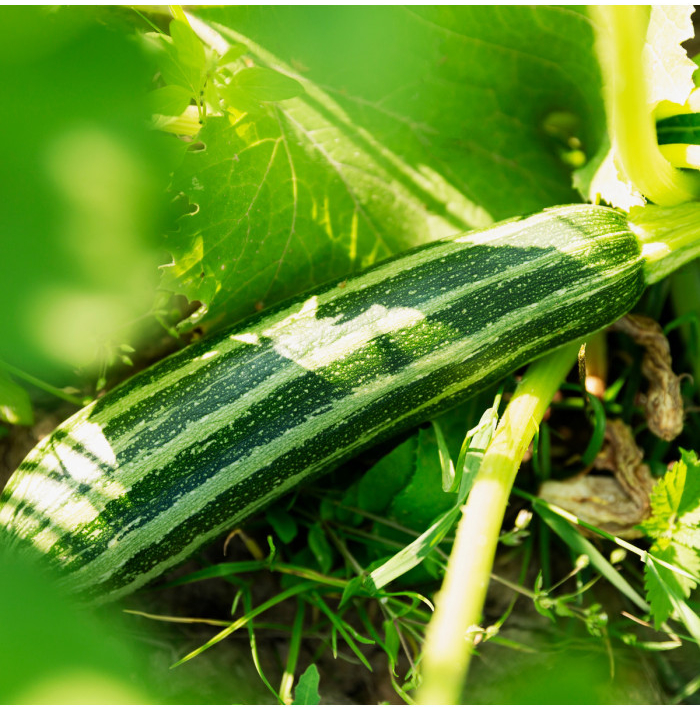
left=0, top=204, right=644, bottom=602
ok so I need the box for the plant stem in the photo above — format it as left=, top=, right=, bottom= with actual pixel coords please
left=279, top=599, right=305, bottom=704
left=415, top=342, right=579, bottom=705
left=630, top=202, right=700, bottom=285
left=591, top=6, right=700, bottom=205
left=0, top=360, right=90, bottom=407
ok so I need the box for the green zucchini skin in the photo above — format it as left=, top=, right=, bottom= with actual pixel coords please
left=0, top=205, right=644, bottom=602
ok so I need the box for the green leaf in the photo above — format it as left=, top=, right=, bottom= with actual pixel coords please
left=645, top=542, right=700, bottom=627
left=672, top=525, right=700, bottom=549
left=165, top=19, right=206, bottom=95
left=170, top=20, right=206, bottom=76
left=0, top=370, right=33, bottom=426
left=209, top=6, right=602, bottom=216
left=677, top=450, right=700, bottom=520
left=656, top=540, right=700, bottom=595
left=639, top=449, right=700, bottom=540
left=356, top=437, right=416, bottom=515
left=148, top=85, right=193, bottom=116
left=534, top=501, right=649, bottom=613
left=164, top=7, right=604, bottom=331
left=455, top=397, right=500, bottom=499
left=265, top=507, right=298, bottom=544
left=383, top=619, right=400, bottom=672
left=388, top=426, right=456, bottom=531
left=580, top=391, right=607, bottom=466
left=307, top=523, right=334, bottom=574
left=218, top=44, right=247, bottom=66
left=366, top=507, right=458, bottom=594
left=657, top=113, right=700, bottom=146
left=230, top=66, right=304, bottom=102
left=432, top=420, right=456, bottom=493
left=640, top=466, right=685, bottom=539
left=292, top=664, right=320, bottom=705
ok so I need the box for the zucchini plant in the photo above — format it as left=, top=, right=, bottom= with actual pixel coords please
left=2, top=5, right=700, bottom=704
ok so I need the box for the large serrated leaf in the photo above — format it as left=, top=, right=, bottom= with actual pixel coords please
left=640, top=449, right=700, bottom=539
left=645, top=542, right=700, bottom=629
left=165, top=6, right=604, bottom=332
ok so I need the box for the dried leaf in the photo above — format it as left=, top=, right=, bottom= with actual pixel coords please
left=612, top=314, right=684, bottom=440
left=539, top=420, right=654, bottom=538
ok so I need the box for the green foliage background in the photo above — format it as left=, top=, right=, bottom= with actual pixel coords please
left=3, top=6, right=700, bottom=704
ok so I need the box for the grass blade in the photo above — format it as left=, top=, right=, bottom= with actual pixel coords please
left=171, top=581, right=316, bottom=667
left=532, top=500, right=649, bottom=612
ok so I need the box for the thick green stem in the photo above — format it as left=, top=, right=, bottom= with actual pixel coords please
left=591, top=6, right=700, bottom=205
left=415, top=342, right=579, bottom=705
left=630, top=203, right=700, bottom=284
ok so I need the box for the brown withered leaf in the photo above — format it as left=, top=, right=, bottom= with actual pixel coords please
left=538, top=420, right=655, bottom=539
left=611, top=314, right=684, bottom=440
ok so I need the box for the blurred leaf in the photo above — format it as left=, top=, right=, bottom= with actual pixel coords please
left=154, top=19, right=206, bottom=97
left=218, top=43, right=247, bottom=66
left=148, top=84, right=194, bottom=116
left=170, top=19, right=207, bottom=81
left=292, top=664, right=320, bottom=705
left=0, top=547, right=154, bottom=702
left=13, top=671, right=150, bottom=704
left=0, top=7, right=172, bottom=382
left=458, top=643, right=649, bottom=704
left=0, top=370, right=33, bottom=426
left=230, top=66, right=304, bottom=101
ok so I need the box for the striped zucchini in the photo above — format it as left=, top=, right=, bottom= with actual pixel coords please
left=0, top=204, right=645, bottom=603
